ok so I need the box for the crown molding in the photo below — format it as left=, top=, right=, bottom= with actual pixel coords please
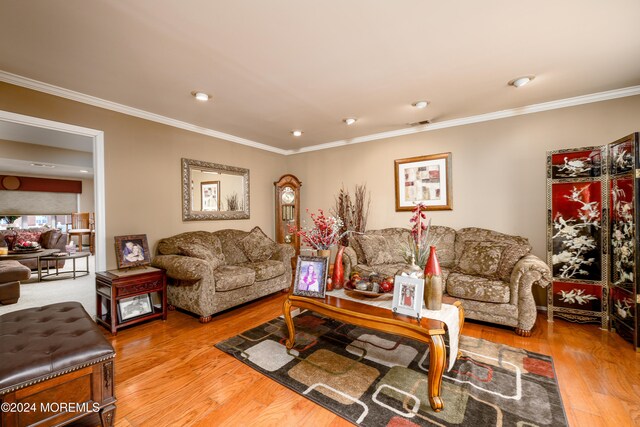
left=0, top=70, right=289, bottom=156
left=290, top=85, right=640, bottom=155
left=2, top=70, right=639, bottom=157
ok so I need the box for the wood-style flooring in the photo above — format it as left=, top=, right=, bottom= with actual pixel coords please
left=74, top=293, right=640, bottom=427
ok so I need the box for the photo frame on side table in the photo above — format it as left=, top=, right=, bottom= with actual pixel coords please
left=395, top=152, right=452, bottom=211
left=114, top=234, right=151, bottom=269
left=117, top=293, right=153, bottom=323
left=392, top=275, right=425, bottom=319
left=292, top=255, right=329, bottom=298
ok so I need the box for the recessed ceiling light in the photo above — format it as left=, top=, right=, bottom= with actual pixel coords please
left=30, top=163, right=55, bottom=168
left=509, top=76, right=535, bottom=88
left=412, top=101, right=429, bottom=109
left=191, top=91, right=211, bottom=101
left=291, top=130, right=303, bottom=137
left=79, top=170, right=89, bottom=173
left=343, top=117, right=357, bottom=125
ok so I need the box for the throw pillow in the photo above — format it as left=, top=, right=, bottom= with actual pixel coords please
left=356, top=234, right=394, bottom=265
left=178, top=243, right=224, bottom=270
left=456, top=241, right=509, bottom=279
left=497, top=244, right=531, bottom=282
left=382, top=233, right=409, bottom=264
left=239, top=226, right=277, bottom=262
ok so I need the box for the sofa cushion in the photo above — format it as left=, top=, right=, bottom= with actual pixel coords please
left=214, top=230, right=250, bottom=265
left=454, top=227, right=531, bottom=265
left=496, top=244, right=532, bottom=282
left=356, top=235, right=394, bottom=265
left=213, top=265, right=256, bottom=291
left=456, top=241, right=508, bottom=278
left=239, top=226, right=277, bottom=262
left=241, top=260, right=286, bottom=281
left=178, top=243, right=225, bottom=270
left=15, top=230, right=41, bottom=244
left=430, top=226, right=456, bottom=268
left=446, top=272, right=510, bottom=304
left=157, top=231, right=219, bottom=255
left=381, top=234, right=409, bottom=264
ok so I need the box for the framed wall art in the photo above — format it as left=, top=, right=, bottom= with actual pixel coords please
left=201, top=180, right=220, bottom=211
left=395, top=152, right=452, bottom=211
left=392, top=275, right=424, bottom=318
left=114, top=234, right=151, bottom=269
left=292, top=255, right=329, bottom=298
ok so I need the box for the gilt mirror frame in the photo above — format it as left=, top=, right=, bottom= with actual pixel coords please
left=181, top=158, right=250, bottom=221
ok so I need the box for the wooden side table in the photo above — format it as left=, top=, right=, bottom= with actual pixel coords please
left=95, top=266, right=167, bottom=335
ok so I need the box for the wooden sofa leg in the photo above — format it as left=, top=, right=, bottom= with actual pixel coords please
left=199, top=315, right=212, bottom=323
left=99, top=403, right=116, bottom=427
left=515, top=328, right=532, bottom=337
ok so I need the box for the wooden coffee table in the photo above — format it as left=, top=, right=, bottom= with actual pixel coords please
left=0, top=248, right=59, bottom=281
left=283, top=292, right=464, bottom=412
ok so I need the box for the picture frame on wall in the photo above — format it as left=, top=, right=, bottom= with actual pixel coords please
left=292, top=255, right=329, bottom=298
left=114, top=234, right=151, bottom=269
left=117, top=293, right=153, bottom=323
left=394, top=152, right=452, bottom=211
left=392, top=275, right=425, bottom=318
left=201, top=180, right=220, bottom=211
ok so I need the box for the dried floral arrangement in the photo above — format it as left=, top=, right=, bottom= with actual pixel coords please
left=226, top=193, right=240, bottom=211
left=402, top=203, right=440, bottom=268
left=333, top=184, right=371, bottom=246
left=290, top=209, right=351, bottom=250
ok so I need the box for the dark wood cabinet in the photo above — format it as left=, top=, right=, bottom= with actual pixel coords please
left=95, top=267, right=167, bottom=335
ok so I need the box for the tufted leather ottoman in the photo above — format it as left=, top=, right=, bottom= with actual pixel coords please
left=0, top=302, right=116, bottom=427
left=0, top=260, right=31, bottom=305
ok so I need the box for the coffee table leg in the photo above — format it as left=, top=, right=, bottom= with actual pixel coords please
left=283, top=297, right=296, bottom=349
left=427, top=334, right=446, bottom=412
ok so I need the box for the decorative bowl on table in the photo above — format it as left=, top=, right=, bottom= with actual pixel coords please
left=344, top=273, right=395, bottom=298
left=13, top=241, right=41, bottom=252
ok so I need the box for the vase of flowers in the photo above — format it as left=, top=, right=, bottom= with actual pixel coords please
left=402, top=203, right=438, bottom=268
left=290, top=209, right=351, bottom=253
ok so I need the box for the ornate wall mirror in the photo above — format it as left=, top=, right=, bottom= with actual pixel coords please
left=181, top=158, right=250, bottom=221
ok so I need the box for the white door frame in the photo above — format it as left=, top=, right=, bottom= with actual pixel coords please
left=0, top=110, right=107, bottom=271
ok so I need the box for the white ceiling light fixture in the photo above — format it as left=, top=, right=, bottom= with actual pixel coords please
left=412, top=100, right=429, bottom=109
left=343, top=117, right=357, bottom=125
left=30, top=163, right=56, bottom=168
left=291, top=130, right=303, bottom=137
left=79, top=169, right=89, bottom=173
left=191, top=91, right=211, bottom=101
left=509, top=76, right=535, bottom=88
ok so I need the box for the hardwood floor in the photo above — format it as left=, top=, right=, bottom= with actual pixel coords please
left=74, top=293, right=640, bottom=427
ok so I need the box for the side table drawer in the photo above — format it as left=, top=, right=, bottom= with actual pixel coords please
left=116, top=279, right=162, bottom=297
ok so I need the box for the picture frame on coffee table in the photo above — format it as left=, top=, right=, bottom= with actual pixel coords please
left=114, top=234, right=151, bottom=269
left=292, top=255, right=329, bottom=298
left=392, top=275, right=424, bottom=318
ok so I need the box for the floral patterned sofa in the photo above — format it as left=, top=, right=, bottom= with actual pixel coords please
left=1, top=228, right=69, bottom=269
left=152, top=227, right=295, bottom=323
left=343, top=227, right=551, bottom=336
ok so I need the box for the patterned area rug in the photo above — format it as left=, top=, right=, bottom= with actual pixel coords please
left=215, top=311, right=568, bottom=426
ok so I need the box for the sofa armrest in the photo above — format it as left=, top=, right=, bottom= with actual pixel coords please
left=510, top=254, right=552, bottom=333
left=271, top=244, right=295, bottom=264
left=151, top=255, right=214, bottom=282
left=343, top=246, right=358, bottom=279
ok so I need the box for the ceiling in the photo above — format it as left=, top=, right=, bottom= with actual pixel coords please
left=1, top=0, right=639, bottom=152
left=0, top=121, right=94, bottom=178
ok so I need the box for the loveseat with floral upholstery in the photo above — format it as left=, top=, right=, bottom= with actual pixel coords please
left=343, top=227, right=551, bottom=336
left=152, top=227, right=295, bottom=323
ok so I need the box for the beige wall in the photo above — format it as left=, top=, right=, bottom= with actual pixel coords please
left=0, top=138, right=92, bottom=168
left=79, top=178, right=94, bottom=212
left=0, top=82, right=286, bottom=269
left=286, top=95, right=640, bottom=305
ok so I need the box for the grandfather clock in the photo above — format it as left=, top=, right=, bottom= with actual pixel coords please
left=274, top=174, right=302, bottom=257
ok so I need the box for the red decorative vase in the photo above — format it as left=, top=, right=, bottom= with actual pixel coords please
left=424, top=245, right=443, bottom=310
left=331, top=245, right=346, bottom=290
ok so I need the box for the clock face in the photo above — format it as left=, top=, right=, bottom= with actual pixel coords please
left=281, top=187, right=295, bottom=204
